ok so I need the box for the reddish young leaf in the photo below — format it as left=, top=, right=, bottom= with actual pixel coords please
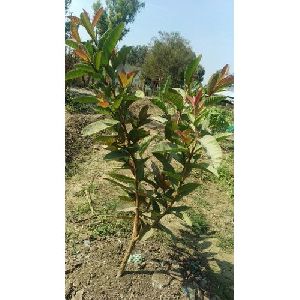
left=92, top=8, right=104, bottom=28
left=74, top=48, right=89, bottom=62
left=67, top=16, right=81, bottom=25
left=216, top=75, right=234, bottom=90
left=220, top=64, right=229, bottom=78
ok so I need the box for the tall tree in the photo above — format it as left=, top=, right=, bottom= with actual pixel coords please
left=126, top=45, right=148, bottom=67
left=92, top=0, right=145, bottom=38
left=142, top=32, right=203, bottom=87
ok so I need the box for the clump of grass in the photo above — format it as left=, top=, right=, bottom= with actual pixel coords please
left=91, top=219, right=131, bottom=238
left=188, top=209, right=210, bottom=235
left=217, top=234, right=234, bottom=251
left=217, top=153, right=234, bottom=200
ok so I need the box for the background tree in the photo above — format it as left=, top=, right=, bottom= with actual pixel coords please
left=142, top=31, right=204, bottom=87
left=65, top=0, right=72, bottom=39
left=126, top=45, right=148, bottom=67
left=197, top=64, right=205, bottom=83
left=92, top=0, right=145, bottom=38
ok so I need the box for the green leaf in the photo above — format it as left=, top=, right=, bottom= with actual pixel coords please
left=152, top=142, right=187, bottom=154
left=80, top=12, right=95, bottom=40
left=102, top=23, right=125, bottom=64
left=113, top=45, right=132, bottom=68
left=103, top=150, right=129, bottom=160
left=173, top=88, right=186, bottom=100
left=94, top=135, right=117, bottom=145
left=204, top=95, right=226, bottom=106
left=82, top=119, right=118, bottom=136
left=177, top=183, right=200, bottom=198
left=153, top=153, right=175, bottom=173
left=184, top=55, right=202, bottom=86
left=118, top=195, right=135, bottom=202
left=188, top=162, right=219, bottom=177
left=199, top=135, right=223, bottom=168
left=108, top=173, right=135, bottom=185
left=150, top=97, right=167, bottom=114
left=139, top=135, right=155, bottom=156
left=65, top=69, right=86, bottom=80
left=65, top=39, right=79, bottom=49
left=95, top=51, right=102, bottom=70
left=128, top=128, right=149, bottom=143
left=162, top=91, right=184, bottom=110
left=182, top=212, right=193, bottom=226
left=136, top=159, right=146, bottom=181
left=169, top=206, right=190, bottom=213
left=215, top=132, right=233, bottom=141
left=73, top=96, right=99, bottom=104
left=74, top=63, right=95, bottom=73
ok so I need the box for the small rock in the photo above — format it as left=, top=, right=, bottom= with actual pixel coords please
left=84, top=240, right=90, bottom=248
left=71, top=289, right=84, bottom=300
left=73, top=278, right=81, bottom=287
left=151, top=273, right=172, bottom=289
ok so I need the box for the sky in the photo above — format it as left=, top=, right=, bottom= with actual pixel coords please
left=69, top=0, right=233, bottom=82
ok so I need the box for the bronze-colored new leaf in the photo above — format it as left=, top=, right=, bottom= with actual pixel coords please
left=71, top=24, right=81, bottom=43
left=92, top=8, right=104, bottom=28
left=68, top=16, right=81, bottom=25
left=74, top=48, right=89, bottom=62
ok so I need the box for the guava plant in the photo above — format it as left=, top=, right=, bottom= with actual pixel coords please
left=65, top=8, right=234, bottom=277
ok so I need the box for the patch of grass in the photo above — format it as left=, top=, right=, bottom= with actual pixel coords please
left=91, top=219, right=131, bottom=238
left=217, top=234, right=234, bottom=251
left=217, top=153, right=234, bottom=200
left=188, top=209, right=210, bottom=235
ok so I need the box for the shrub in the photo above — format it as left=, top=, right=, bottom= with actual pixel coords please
left=65, top=7, right=234, bottom=277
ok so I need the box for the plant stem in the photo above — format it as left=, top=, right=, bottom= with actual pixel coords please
left=116, top=119, right=141, bottom=277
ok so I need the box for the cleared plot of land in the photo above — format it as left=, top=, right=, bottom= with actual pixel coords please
left=65, top=102, right=233, bottom=300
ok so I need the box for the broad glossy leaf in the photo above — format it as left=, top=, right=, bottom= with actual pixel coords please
left=73, top=96, right=99, bottom=104
left=103, top=150, right=129, bottom=160
left=177, top=183, right=200, bottom=198
left=150, top=97, right=167, bottom=113
left=102, top=23, right=124, bottom=64
left=108, top=173, right=135, bottom=185
left=152, top=142, right=187, bottom=154
left=81, top=119, right=119, bottom=136
left=200, top=135, right=222, bottom=168
left=139, top=135, right=155, bottom=155
left=80, top=11, right=95, bottom=40
left=65, top=69, right=86, bottom=80
left=74, top=63, right=95, bottom=73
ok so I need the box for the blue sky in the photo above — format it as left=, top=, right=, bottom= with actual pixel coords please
left=69, top=0, right=233, bottom=81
